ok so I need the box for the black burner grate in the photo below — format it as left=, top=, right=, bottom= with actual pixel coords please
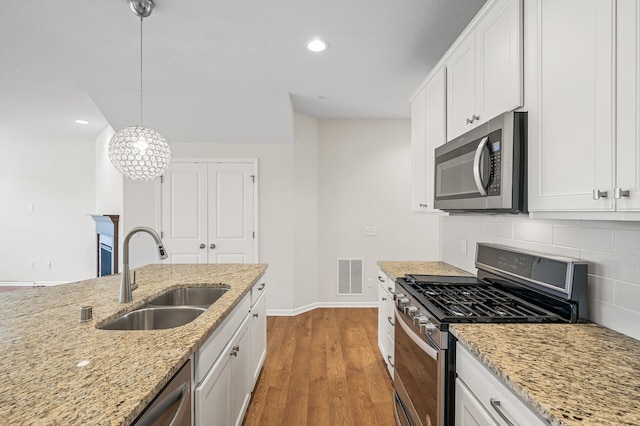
left=400, top=275, right=564, bottom=323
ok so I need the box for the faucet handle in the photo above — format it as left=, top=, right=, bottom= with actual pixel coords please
left=131, top=270, right=138, bottom=291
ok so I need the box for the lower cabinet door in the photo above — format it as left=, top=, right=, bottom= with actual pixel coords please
left=249, top=290, right=267, bottom=391
left=231, top=318, right=251, bottom=426
left=195, top=346, right=232, bottom=425
left=455, top=379, right=499, bottom=426
left=195, top=314, right=251, bottom=426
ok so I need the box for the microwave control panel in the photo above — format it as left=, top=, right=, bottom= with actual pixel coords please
left=488, top=132, right=501, bottom=195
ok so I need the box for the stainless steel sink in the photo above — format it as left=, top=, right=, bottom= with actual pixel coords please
left=100, top=306, right=207, bottom=331
left=147, top=287, right=228, bottom=307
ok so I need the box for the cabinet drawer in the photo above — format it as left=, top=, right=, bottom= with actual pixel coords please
left=250, top=282, right=266, bottom=307
left=456, top=343, right=547, bottom=426
left=195, top=293, right=250, bottom=383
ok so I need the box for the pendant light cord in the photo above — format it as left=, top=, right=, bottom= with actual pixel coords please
left=140, top=15, right=144, bottom=126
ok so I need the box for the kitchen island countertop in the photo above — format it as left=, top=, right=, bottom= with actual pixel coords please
left=0, top=263, right=267, bottom=425
left=451, top=323, right=640, bottom=426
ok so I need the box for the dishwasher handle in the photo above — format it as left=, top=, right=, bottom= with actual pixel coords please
left=135, top=380, right=190, bottom=426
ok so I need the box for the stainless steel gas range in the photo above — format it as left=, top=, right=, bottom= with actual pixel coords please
left=392, top=243, right=588, bottom=426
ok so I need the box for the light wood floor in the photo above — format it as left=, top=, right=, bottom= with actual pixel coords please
left=243, top=308, right=395, bottom=426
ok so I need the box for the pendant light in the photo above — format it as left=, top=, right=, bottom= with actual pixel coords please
left=108, top=0, right=171, bottom=181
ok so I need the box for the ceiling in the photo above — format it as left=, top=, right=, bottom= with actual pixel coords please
left=0, top=0, right=486, bottom=143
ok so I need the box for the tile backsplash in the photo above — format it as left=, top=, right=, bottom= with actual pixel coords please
left=441, top=215, right=640, bottom=340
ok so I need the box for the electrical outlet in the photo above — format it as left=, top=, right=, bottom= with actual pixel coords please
left=364, top=226, right=377, bottom=236
left=27, top=203, right=34, bottom=212
left=45, top=261, right=52, bottom=269
left=367, top=278, right=373, bottom=288
left=28, top=261, right=34, bottom=269
left=460, top=240, right=467, bottom=255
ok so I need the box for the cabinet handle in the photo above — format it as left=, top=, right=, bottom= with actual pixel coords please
left=387, top=355, right=394, bottom=368
left=387, top=316, right=395, bottom=326
left=258, top=283, right=266, bottom=291
left=490, top=399, right=515, bottom=426
left=230, top=345, right=240, bottom=357
left=253, top=313, right=259, bottom=318
left=388, top=287, right=395, bottom=295
left=382, top=297, right=387, bottom=301
left=419, top=203, right=428, bottom=208
left=472, top=114, right=480, bottom=122
left=466, top=117, right=473, bottom=124
left=199, top=243, right=205, bottom=249
left=615, top=188, right=630, bottom=199
left=593, top=189, right=608, bottom=200
left=377, top=275, right=385, bottom=283
left=210, top=243, right=216, bottom=249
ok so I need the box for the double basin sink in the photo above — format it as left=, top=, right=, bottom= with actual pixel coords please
left=101, top=287, right=228, bottom=331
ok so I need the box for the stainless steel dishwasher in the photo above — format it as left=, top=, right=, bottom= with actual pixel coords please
left=134, top=359, right=191, bottom=426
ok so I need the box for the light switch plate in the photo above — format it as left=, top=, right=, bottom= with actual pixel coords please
left=364, top=226, right=377, bottom=236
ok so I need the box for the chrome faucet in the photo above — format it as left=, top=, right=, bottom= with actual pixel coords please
left=120, top=226, right=168, bottom=303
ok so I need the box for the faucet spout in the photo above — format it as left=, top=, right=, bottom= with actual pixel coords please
left=119, top=227, right=168, bottom=303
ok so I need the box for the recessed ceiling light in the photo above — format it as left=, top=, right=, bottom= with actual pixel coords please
left=75, top=120, right=89, bottom=125
left=307, top=38, right=328, bottom=53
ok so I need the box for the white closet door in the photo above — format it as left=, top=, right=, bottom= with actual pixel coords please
left=207, top=163, right=255, bottom=264
left=160, top=163, right=208, bottom=263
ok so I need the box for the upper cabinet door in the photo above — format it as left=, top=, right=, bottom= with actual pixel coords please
left=475, top=0, right=523, bottom=125
left=526, top=0, right=615, bottom=211
left=411, top=66, right=447, bottom=212
left=446, top=35, right=476, bottom=141
left=616, top=0, right=640, bottom=211
left=446, top=0, right=523, bottom=141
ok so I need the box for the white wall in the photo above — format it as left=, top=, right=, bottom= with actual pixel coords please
left=94, top=126, right=122, bottom=215
left=441, top=215, right=640, bottom=340
left=293, top=112, right=319, bottom=310
left=317, top=120, right=441, bottom=305
left=0, top=138, right=96, bottom=283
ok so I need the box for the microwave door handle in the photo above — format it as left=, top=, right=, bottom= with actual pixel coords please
left=473, top=136, right=489, bottom=196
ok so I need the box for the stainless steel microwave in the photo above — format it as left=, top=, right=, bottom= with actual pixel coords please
left=433, top=111, right=527, bottom=213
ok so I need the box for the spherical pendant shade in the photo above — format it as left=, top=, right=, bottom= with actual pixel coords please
left=108, top=126, right=171, bottom=181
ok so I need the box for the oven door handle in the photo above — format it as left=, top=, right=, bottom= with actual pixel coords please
left=397, top=311, right=438, bottom=360
left=473, top=136, right=490, bottom=196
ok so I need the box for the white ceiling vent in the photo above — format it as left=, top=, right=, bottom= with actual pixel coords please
left=337, top=258, right=363, bottom=296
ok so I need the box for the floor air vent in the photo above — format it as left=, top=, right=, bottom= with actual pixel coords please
left=337, top=258, right=363, bottom=295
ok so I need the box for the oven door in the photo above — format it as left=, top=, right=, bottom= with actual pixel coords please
left=393, top=307, right=444, bottom=426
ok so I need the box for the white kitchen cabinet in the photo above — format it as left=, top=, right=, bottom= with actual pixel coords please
left=377, top=270, right=395, bottom=377
left=446, top=0, right=523, bottom=141
left=525, top=0, right=617, bottom=213
left=455, top=379, right=499, bottom=426
left=616, top=0, right=640, bottom=211
left=411, top=66, right=447, bottom=212
left=249, top=282, right=267, bottom=391
left=456, top=343, right=547, bottom=426
left=195, top=314, right=250, bottom=426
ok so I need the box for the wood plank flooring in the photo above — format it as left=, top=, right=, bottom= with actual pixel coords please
left=243, top=308, right=395, bottom=426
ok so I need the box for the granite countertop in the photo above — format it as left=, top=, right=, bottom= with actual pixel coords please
left=0, top=263, right=267, bottom=426
left=451, top=323, right=640, bottom=426
left=378, top=260, right=473, bottom=280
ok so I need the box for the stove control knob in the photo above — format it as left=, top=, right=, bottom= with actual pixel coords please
left=413, top=315, right=428, bottom=327
left=420, top=322, right=437, bottom=335
left=406, top=306, right=419, bottom=317
left=394, top=293, right=405, bottom=301
left=398, top=298, right=410, bottom=308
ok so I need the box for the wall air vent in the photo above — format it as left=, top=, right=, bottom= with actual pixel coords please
left=337, top=258, right=363, bottom=295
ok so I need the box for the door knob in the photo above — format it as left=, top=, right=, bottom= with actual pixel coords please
left=199, top=243, right=205, bottom=249
left=210, top=243, right=216, bottom=249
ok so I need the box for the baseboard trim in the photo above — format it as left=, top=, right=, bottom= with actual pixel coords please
left=267, top=301, right=378, bottom=317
